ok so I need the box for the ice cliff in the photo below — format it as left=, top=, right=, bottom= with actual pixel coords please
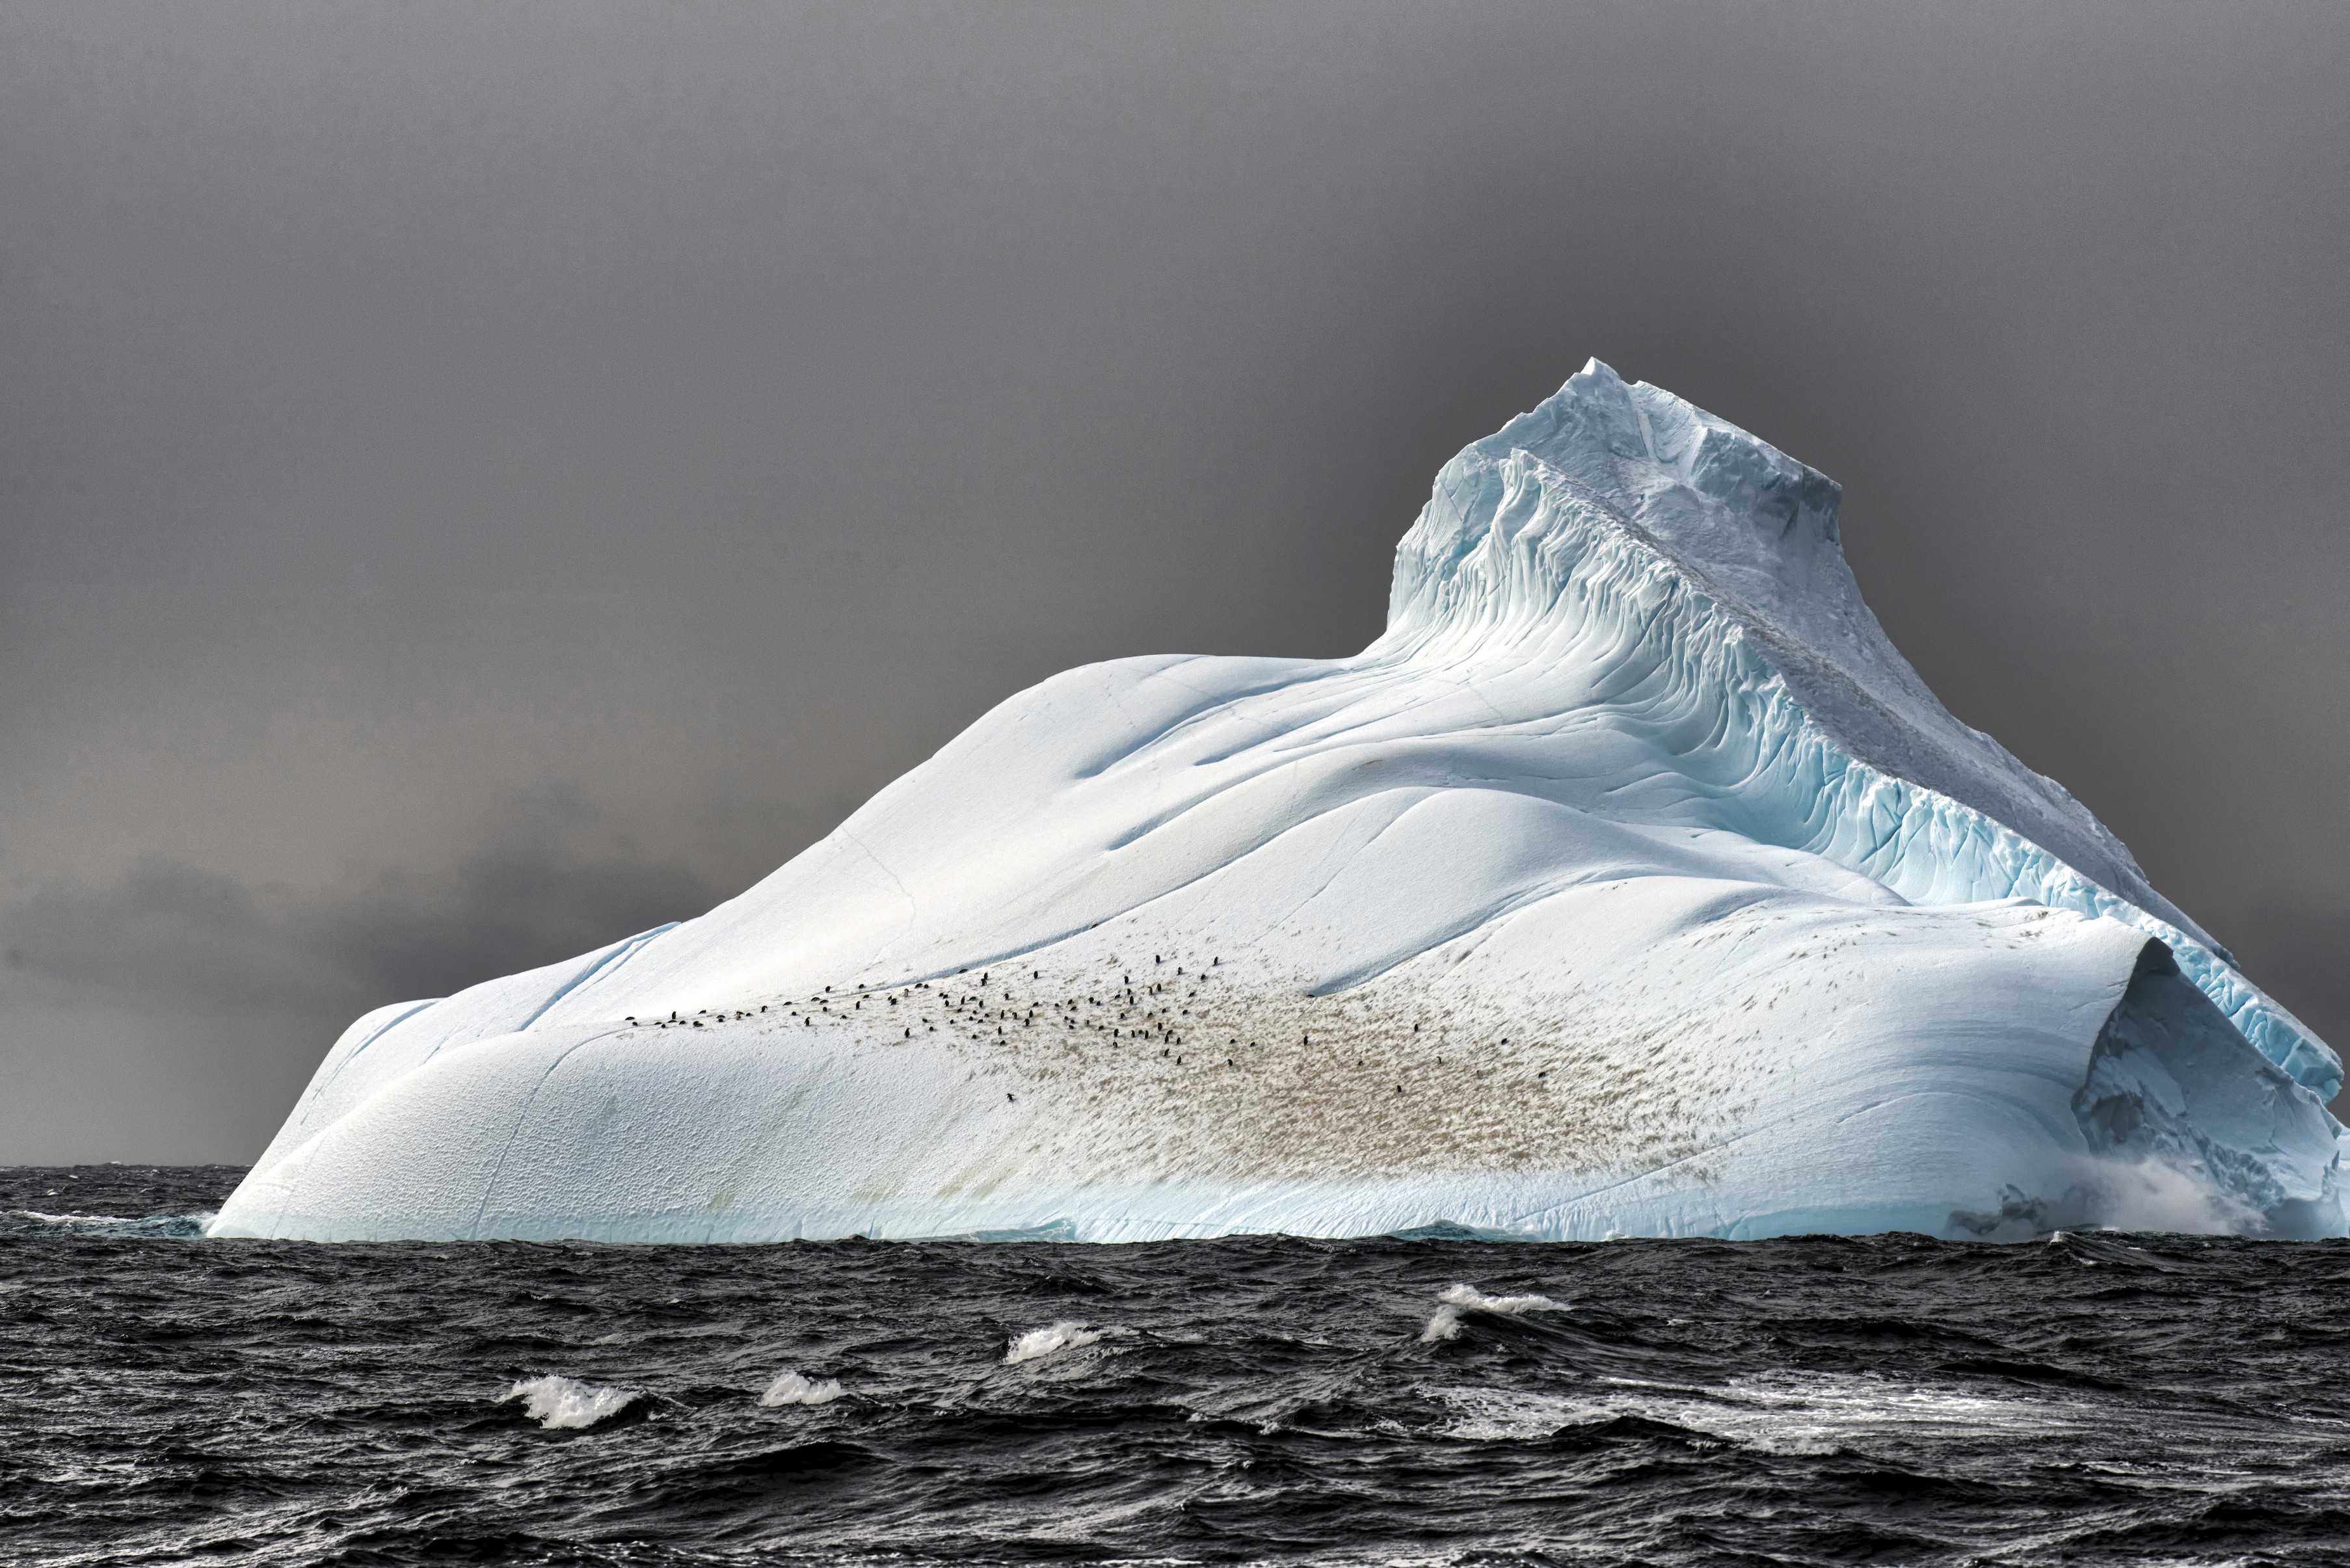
left=211, top=362, right=2344, bottom=1243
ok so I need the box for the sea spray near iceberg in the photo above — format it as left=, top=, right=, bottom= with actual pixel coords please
left=210, top=360, right=2345, bottom=1244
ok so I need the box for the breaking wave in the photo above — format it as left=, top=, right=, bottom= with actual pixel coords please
left=1420, top=1281, right=1564, bottom=1342
left=499, top=1374, right=638, bottom=1429
left=760, top=1369, right=845, bottom=1406
left=1004, top=1320, right=1107, bottom=1363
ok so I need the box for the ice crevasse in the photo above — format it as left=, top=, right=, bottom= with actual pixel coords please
left=212, top=362, right=2345, bottom=1243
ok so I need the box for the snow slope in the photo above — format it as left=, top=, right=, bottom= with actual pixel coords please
left=211, top=362, right=2344, bottom=1243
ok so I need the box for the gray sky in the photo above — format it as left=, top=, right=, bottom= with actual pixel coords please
left=3, top=1, right=2346, bottom=1162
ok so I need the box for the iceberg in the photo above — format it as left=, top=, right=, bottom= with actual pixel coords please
left=211, top=361, right=2345, bottom=1243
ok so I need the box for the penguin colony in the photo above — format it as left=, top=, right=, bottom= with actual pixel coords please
left=589, top=899, right=1828, bottom=1186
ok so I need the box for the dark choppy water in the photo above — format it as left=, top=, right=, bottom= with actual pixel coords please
left=7, top=1168, right=2350, bottom=1567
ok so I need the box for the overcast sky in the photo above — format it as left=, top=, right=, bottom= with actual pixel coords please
left=4, top=1, right=2346, bottom=1162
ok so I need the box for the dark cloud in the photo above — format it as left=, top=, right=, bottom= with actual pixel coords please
left=0, top=790, right=719, bottom=1161
left=3, top=791, right=711, bottom=1020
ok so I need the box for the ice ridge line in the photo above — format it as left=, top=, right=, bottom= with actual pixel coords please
left=1377, top=440, right=2339, bottom=1101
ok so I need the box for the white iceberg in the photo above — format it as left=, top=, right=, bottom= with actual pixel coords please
left=211, top=361, right=2344, bottom=1244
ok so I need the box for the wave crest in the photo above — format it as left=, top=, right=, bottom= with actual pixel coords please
left=500, top=1374, right=637, bottom=1429
left=1005, top=1320, right=1107, bottom=1364
left=1422, top=1282, right=1565, bottom=1342
left=761, top=1370, right=845, bottom=1406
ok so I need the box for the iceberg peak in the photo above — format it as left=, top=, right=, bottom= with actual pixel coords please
left=1385, top=360, right=2228, bottom=973
left=1391, top=360, right=1844, bottom=642
left=1478, top=356, right=1843, bottom=565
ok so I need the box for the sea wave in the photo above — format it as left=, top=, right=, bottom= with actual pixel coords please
left=1419, top=1281, right=1565, bottom=1342
left=10, top=1165, right=2347, bottom=1568
left=0, top=1208, right=213, bottom=1240
left=1435, top=1372, right=2087, bottom=1455
left=761, top=1369, right=845, bottom=1405
left=499, top=1374, right=638, bottom=1429
left=1004, top=1320, right=1108, bottom=1363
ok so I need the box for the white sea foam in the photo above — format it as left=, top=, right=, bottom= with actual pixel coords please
left=1437, top=1372, right=2083, bottom=1454
left=499, top=1374, right=637, bottom=1429
left=1420, top=1282, right=1564, bottom=1342
left=1005, top=1320, right=1106, bottom=1364
left=3, top=1209, right=215, bottom=1238
left=760, top=1370, right=845, bottom=1406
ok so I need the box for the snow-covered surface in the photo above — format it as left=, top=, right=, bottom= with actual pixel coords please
left=211, top=361, right=2343, bottom=1244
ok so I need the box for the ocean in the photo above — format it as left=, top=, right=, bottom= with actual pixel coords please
left=6, top=1165, right=2348, bottom=1567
